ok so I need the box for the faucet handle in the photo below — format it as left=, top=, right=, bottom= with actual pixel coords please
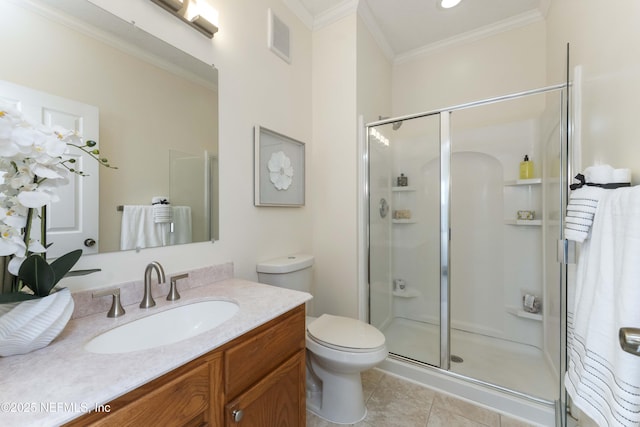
left=167, top=273, right=188, bottom=301
left=93, top=287, right=126, bottom=318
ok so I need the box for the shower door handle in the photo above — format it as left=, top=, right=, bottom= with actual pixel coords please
left=620, top=328, right=640, bottom=356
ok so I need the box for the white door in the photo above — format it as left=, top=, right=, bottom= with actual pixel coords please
left=0, top=80, right=99, bottom=257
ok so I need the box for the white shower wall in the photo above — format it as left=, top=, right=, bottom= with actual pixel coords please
left=388, top=116, right=546, bottom=349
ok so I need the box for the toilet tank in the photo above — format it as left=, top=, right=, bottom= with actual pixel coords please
left=256, top=254, right=314, bottom=293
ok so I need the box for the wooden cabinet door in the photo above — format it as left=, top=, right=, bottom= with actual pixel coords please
left=225, top=350, right=305, bottom=427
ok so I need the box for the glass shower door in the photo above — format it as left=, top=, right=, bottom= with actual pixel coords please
left=445, top=90, right=566, bottom=402
left=368, top=113, right=443, bottom=367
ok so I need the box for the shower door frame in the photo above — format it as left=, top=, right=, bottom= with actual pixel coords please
left=365, top=81, right=571, bottom=420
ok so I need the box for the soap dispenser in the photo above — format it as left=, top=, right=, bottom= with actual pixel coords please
left=519, top=155, right=534, bottom=179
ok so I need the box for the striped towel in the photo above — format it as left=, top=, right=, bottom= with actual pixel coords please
left=152, top=196, right=172, bottom=224
left=153, top=204, right=173, bottom=224
left=565, top=166, right=631, bottom=242
left=565, top=186, right=640, bottom=426
left=565, top=186, right=605, bottom=242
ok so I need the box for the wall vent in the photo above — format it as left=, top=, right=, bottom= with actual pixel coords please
left=268, top=9, right=291, bottom=63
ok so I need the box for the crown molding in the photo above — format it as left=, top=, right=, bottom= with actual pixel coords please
left=313, top=0, right=358, bottom=30
left=283, top=0, right=358, bottom=31
left=282, top=0, right=314, bottom=29
left=394, top=9, right=544, bottom=64
left=283, top=2, right=545, bottom=67
left=357, top=0, right=395, bottom=61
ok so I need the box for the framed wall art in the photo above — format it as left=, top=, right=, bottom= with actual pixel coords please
left=254, top=126, right=305, bottom=207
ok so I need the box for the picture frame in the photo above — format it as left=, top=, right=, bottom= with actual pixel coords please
left=254, top=126, right=305, bottom=207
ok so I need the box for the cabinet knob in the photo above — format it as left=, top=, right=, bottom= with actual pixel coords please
left=84, top=238, right=96, bottom=247
left=232, top=409, right=244, bottom=422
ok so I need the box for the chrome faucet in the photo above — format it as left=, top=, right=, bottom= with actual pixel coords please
left=140, top=261, right=166, bottom=308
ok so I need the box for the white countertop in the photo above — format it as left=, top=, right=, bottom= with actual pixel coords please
left=0, top=279, right=311, bottom=427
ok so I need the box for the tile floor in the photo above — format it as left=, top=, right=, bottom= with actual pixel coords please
left=306, top=369, right=538, bottom=427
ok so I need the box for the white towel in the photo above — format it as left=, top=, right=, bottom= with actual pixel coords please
left=119, top=206, right=164, bottom=250
left=565, top=186, right=605, bottom=242
left=584, top=164, right=631, bottom=185
left=153, top=205, right=173, bottom=224
left=169, top=206, right=192, bottom=246
left=565, top=165, right=631, bottom=242
left=152, top=196, right=173, bottom=224
left=565, top=186, right=640, bottom=427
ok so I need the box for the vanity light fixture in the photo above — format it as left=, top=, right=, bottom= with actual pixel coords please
left=150, top=0, right=219, bottom=38
left=439, top=0, right=462, bottom=9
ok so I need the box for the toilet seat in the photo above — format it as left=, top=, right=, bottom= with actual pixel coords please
left=307, top=314, right=385, bottom=352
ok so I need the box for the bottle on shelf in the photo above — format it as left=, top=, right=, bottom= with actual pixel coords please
left=519, top=155, right=534, bottom=179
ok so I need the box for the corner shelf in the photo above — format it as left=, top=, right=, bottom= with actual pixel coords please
left=504, top=219, right=542, bottom=226
left=393, top=288, right=421, bottom=298
left=506, top=306, right=543, bottom=322
left=503, top=178, right=542, bottom=186
left=392, top=219, right=417, bottom=224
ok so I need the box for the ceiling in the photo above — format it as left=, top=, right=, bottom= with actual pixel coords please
left=291, top=0, right=545, bottom=58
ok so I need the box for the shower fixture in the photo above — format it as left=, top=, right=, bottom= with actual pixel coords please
left=378, top=116, right=403, bottom=130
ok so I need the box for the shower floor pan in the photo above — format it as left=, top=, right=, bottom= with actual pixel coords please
left=382, top=317, right=558, bottom=402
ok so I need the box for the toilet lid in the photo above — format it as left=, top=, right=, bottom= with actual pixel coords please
left=307, top=314, right=385, bottom=350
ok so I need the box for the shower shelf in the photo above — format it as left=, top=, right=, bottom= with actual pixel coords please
left=392, top=219, right=416, bottom=224
left=504, top=219, right=542, bottom=226
left=391, top=186, right=416, bottom=192
left=503, top=178, right=542, bottom=186
left=393, top=289, right=421, bottom=298
left=506, top=306, right=543, bottom=321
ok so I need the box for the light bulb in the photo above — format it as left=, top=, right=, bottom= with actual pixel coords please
left=440, top=0, right=462, bottom=9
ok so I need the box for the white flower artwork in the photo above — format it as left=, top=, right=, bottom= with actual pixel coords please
left=267, top=151, right=294, bottom=190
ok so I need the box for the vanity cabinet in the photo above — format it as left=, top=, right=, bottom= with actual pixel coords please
left=64, top=305, right=306, bottom=427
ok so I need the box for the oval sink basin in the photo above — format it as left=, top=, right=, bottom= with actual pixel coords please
left=85, top=300, right=239, bottom=354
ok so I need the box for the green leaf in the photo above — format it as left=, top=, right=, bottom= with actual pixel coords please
left=0, top=292, right=40, bottom=303
left=66, top=268, right=101, bottom=277
left=18, top=255, right=55, bottom=297
left=50, top=249, right=83, bottom=287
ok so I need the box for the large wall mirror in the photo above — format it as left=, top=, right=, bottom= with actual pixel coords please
left=0, top=0, right=219, bottom=255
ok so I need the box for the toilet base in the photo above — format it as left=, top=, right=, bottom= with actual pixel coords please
left=306, top=358, right=368, bottom=424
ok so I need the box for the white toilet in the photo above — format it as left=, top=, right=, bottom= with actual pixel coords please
left=257, top=254, right=387, bottom=424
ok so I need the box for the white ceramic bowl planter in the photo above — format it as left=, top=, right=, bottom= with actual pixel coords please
left=0, top=288, right=74, bottom=357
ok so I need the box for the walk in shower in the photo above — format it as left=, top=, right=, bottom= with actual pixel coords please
left=366, top=84, right=569, bottom=425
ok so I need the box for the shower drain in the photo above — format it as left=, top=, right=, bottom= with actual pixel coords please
left=450, top=355, right=464, bottom=363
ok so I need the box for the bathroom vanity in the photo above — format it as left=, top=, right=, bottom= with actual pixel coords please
left=0, top=274, right=311, bottom=427
left=65, top=305, right=306, bottom=426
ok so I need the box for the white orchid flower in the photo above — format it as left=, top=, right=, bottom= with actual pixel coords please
left=0, top=207, right=27, bottom=229
left=27, top=239, right=47, bottom=253
left=0, top=139, right=20, bottom=157
left=5, top=165, right=35, bottom=189
left=29, top=162, right=64, bottom=180
left=0, top=225, right=27, bottom=257
left=16, top=188, right=52, bottom=208
left=7, top=255, right=24, bottom=276
left=0, top=100, right=93, bottom=291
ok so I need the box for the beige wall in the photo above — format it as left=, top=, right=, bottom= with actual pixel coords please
left=310, top=15, right=359, bottom=317
left=547, top=0, right=640, bottom=183
left=392, top=20, right=547, bottom=116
